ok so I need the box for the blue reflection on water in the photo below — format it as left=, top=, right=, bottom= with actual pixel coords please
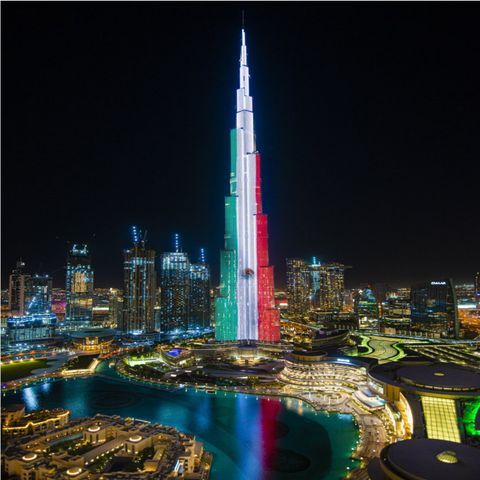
left=22, top=387, right=38, bottom=410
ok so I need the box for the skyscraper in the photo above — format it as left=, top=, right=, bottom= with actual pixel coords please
left=215, top=30, right=280, bottom=342
left=25, top=274, right=52, bottom=315
left=410, top=279, right=458, bottom=338
left=308, top=257, right=322, bottom=309
left=319, top=263, right=349, bottom=312
left=160, top=234, right=190, bottom=334
left=355, top=287, right=379, bottom=323
left=8, top=260, right=29, bottom=316
left=122, top=227, right=156, bottom=334
left=286, top=258, right=311, bottom=319
left=189, top=249, right=211, bottom=331
left=7, top=270, right=56, bottom=344
left=65, top=244, right=94, bottom=329
left=475, top=272, right=480, bottom=308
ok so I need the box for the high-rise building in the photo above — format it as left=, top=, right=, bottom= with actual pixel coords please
left=410, top=279, right=458, bottom=338
left=286, top=258, right=311, bottom=319
left=51, top=288, right=66, bottom=321
left=189, top=249, right=211, bottom=331
left=308, top=257, right=322, bottom=309
left=215, top=30, right=280, bottom=342
left=383, top=288, right=411, bottom=320
left=109, top=288, right=123, bottom=328
left=65, top=244, right=94, bottom=329
left=8, top=260, right=29, bottom=316
left=454, top=284, right=476, bottom=309
left=160, top=234, right=190, bottom=335
left=122, top=227, right=156, bottom=334
left=475, top=272, right=480, bottom=308
left=7, top=271, right=56, bottom=345
left=355, top=287, right=379, bottom=325
left=319, top=263, right=349, bottom=312
left=25, top=275, right=52, bottom=315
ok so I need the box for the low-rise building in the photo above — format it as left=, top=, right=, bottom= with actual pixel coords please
left=2, top=412, right=211, bottom=479
left=2, top=407, right=70, bottom=437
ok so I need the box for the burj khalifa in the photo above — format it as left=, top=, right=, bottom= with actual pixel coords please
left=215, top=30, right=280, bottom=342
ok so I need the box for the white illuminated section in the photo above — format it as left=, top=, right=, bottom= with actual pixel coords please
left=236, top=29, right=258, bottom=340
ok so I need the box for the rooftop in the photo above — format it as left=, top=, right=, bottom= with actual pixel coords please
left=369, top=361, right=480, bottom=396
left=397, top=364, right=480, bottom=390
left=369, top=439, right=480, bottom=480
left=70, top=328, right=116, bottom=339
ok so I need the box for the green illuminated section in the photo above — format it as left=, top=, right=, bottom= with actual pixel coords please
left=230, top=129, right=237, bottom=195
left=390, top=342, right=407, bottom=361
left=357, top=335, right=374, bottom=355
left=215, top=249, right=238, bottom=341
left=463, top=398, right=480, bottom=437
left=215, top=128, right=239, bottom=341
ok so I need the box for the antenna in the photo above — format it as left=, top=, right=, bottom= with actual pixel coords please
left=199, top=248, right=206, bottom=264
left=174, top=233, right=180, bottom=253
left=242, top=9, right=245, bottom=28
left=132, top=225, right=139, bottom=244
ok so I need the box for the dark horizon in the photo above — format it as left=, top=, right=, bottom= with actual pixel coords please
left=2, top=3, right=479, bottom=290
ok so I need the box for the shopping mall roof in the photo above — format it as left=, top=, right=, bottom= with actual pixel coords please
left=397, top=364, right=480, bottom=390
left=368, top=438, right=480, bottom=480
left=369, top=361, right=480, bottom=396
left=70, top=328, right=116, bottom=339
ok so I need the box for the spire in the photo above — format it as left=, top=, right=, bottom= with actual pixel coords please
left=174, top=233, right=180, bottom=253
left=240, top=29, right=247, bottom=66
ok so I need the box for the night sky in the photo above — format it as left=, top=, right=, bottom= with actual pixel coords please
left=3, top=2, right=480, bottom=289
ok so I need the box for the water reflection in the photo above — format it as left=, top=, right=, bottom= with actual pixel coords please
left=22, top=387, right=38, bottom=410
left=235, top=394, right=262, bottom=479
left=260, top=398, right=281, bottom=474
left=5, top=373, right=358, bottom=480
left=41, top=381, right=51, bottom=393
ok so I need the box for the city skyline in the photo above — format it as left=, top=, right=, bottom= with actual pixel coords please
left=2, top=4, right=480, bottom=478
left=3, top=3, right=479, bottom=289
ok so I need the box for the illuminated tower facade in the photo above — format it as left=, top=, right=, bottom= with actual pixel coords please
left=8, top=260, right=29, bottom=315
left=189, top=249, right=211, bottom=331
left=65, top=244, right=94, bottom=329
left=26, top=274, right=53, bottom=314
left=319, top=263, right=349, bottom=312
left=286, top=258, right=310, bottom=319
left=160, top=234, right=190, bottom=334
left=410, top=279, right=458, bottom=338
left=122, top=227, right=156, bottom=333
left=308, top=257, right=322, bottom=309
left=475, top=272, right=480, bottom=308
left=215, top=30, right=280, bottom=342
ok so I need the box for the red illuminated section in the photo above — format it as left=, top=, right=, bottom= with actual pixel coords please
left=256, top=153, right=281, bottom=342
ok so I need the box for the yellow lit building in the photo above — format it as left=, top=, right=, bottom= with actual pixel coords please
left=2, top=407, right=70, bottom=437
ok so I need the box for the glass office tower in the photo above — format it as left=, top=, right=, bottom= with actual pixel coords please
left=189, top=249, right=211, bottom=331
left=26, top=274, right=52, bottom=314
left=410, top=279, right=458, bottom=338
left=122, top=228, right=156, bottom=333
left=160, top=234, right=190, bottom=334
left=65, top=244, right=94, bottom=329
left=8, top=260, right=29, bottom=316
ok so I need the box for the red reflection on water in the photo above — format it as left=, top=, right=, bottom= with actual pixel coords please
left=260, top=397, right=281, bottom=476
